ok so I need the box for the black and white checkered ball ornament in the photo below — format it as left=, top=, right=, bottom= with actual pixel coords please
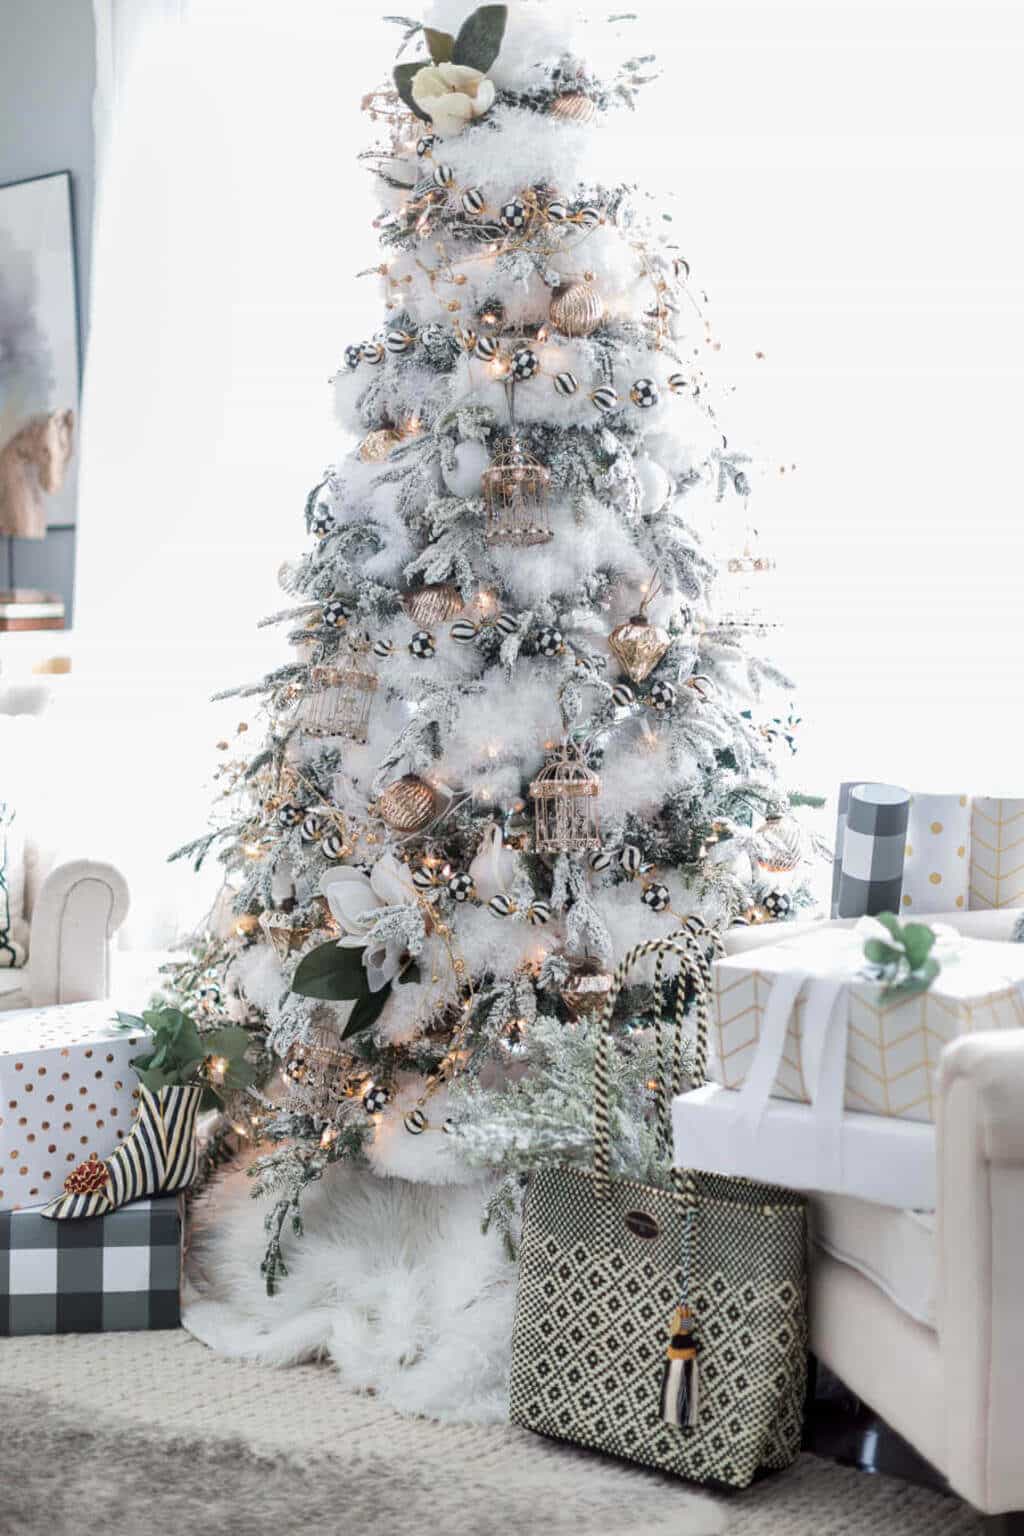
left=545, top=200, right=569, bottom=222
left=300, top=813, right=322, bottom=842
left=408, top=629, right=436, bottom=659
left=501, top=197, right=528, bottom=231
left=372, top=638, right=394, bottom=659
left=611, top=682, right=635, bottom=708
left=344, top=344, right=362, bottom=370
left=433, top=164, right=455, bottom=188
left=277, top=803, right=304, bottom=828
left=416, top=134, right=436, bottom=157
left=360, top=342, right=385, bottom=365
left=511, top=347, right=539, bottom=381
left=321, top=832, right=346, bottom=859
left=667, top=373, right=688, bottom=395
left=461, top=187, right=485, bottom=214
left=649, top=680, right=676, bottom=711
left=385, top=330, right=415, bottom=354
left=763, top=890, right=792, bottom=919
left=535, top=626, right=564, bottom=657
left=363, top=1083, right=390, bottom=1115
left=553, top=371, right=579, bottom=396
left=527, top=900, right=552, bottom=926
left=450, top=619, right=480, bottom=645
left=619, top=843, right=642, bottom=876
left=590, top=386, right=619, bottom=413
left=310, top=505, right=335, bottom=537
left=322, top=599, right=348, bottom=628
left=630, top=377, right=660, bottom=409
left=642, top=881, right=671, bottom=912
left=447, top=871, right=475, bottom=903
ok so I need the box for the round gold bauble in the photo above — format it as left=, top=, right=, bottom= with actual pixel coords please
left=608, top=615, right=671, bottom=684
left=754, top=815, right=805, bottom=874
left=359, top=429, right=403, bottom=464
left=560, top=963, right=614, bottom=1021
left=401, top=583, right=464, bottom=627
left=549, top=93, right=598, bottom=125
left=549, top=281, right=605, bottom=339
left=377, top=774, right=439, bottom=834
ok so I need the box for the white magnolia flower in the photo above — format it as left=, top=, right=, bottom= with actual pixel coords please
left=411, top=62, right=495, bottom=138
left=320, top=853, right=417, bottom=992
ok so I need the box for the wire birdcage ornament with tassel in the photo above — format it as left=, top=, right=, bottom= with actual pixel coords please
left=529, top=740, right=602, bottom=854
left=481, top=438, right=552, bottom=548
left=302, top=639, right=378, bottom=743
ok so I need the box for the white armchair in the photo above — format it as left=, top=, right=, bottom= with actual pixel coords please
left=0, top=842, right=130, bottom=1012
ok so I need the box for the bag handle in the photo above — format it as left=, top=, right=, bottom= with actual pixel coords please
left=591, top=923, right=720, bottom=1204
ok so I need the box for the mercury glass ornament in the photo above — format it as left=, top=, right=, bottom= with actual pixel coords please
left=560, top=962, right=614, bottom=1021
left=402, top=583, right=464, bottom=627
left=608, top=614, right=671, bottom=684
left=359, top=428, right=403, bottom=463
left=549, top=93, right=598, bottom=124
left=481, top=439, right=552, bottom=547
left=302, top=645, right=378, bottom=743
left=529, top=742, right=602, bottom=854
left=754, top=815, right=805, bottom=875
left=377, top=774, right=438, bottom=834
left=259, top=906, right=326, bottom=960
left=549, top=280, right=605, bottom=338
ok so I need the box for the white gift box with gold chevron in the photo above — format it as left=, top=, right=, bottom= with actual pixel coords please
left=711, top=931, right=1024, bottom=1124
left=0, top=1002, right=150, bottom=1212
left=969, top=798, right=1024, bottom=910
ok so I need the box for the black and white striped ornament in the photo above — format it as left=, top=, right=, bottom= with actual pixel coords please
left=321, top=599, right=349, bottom=628
left=575, top=206, right=601, bottom=228
left=488, top=893, right=517, bottom=917
left=372, top=638, right=394, bottom=659
left=450, top=619, right=480, bottom=645
left=344, top=344, right=362, bottom=370
left=553, top=371, right=579, bottom=396
left=474, top=335, right=499, bottom=360
left=535, top=626, right=564, bottom=657
left=360, top=342, right=385, bottom=365
left=363, top=1084, right=390, bottom=1115
left=642, top=881, right=671, bottom=912
left=416, top=134, right=436, bottom=157
left=649, top=680, right=676, bottom=711
left=619, top=843, right=643, bottom=876
left=590, top=848, right=614, bottom=872
left=433, top=163, right=455, bottom=188
left=611, top=682, right=635, bottom=708
left=667, top=373, right=688, bottom=395
left=321, top=832, right=346, bottom=860
left=404, top=1107, right=428, bottom=1135
left=310, top=505, right=335, bottom=537
left=412, top=863, right=441, bottom=890
left=277, top=803, right=304, bottom=829
left=300, top=813, right=322, bottom=842
left=447, top=871, right=475, bottom=903
left=461, top=186, right=485, bottom=214
left=630, top=377, right=660, bottom=409
left=500, top=197, right=528, bottom=231
left=545, top=200, right=569, bottom=222
left=408, top=630, right=436, bottom=659
left=527, top=900, right=552, bottom=926
left=495, top=611, right=519, bottom=635
left=511, top=347, right=539, bottom=381
left=385, top=330, right=415, bottom=354
left=590, top=386, right=619, bottom=413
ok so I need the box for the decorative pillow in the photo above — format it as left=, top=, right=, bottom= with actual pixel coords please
left=0, top=803, right=28, bottom=968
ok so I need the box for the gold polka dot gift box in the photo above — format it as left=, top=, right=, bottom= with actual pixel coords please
left=710, top=929, right=1024, bottom=1125
left=902, top=793, right=971, bottom=915
left=0, top=1002, right=150, bottom=1212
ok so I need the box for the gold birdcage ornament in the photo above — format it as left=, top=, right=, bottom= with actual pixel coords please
left=529, top=741, right=602, bottom=854
left=302, top=640, right=378, bottom=743
left=481, top=438, right=552, bottom=548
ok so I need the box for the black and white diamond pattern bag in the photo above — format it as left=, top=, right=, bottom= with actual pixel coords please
left=509, top=934, right=808, bottom=1488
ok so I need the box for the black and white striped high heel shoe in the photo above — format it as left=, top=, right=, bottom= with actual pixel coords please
left=41, top=1083, right=201, bottom=1220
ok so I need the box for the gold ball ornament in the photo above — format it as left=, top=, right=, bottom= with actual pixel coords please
left=549, top=280, right=605, bottom=339
left=560, top=963, right=614, bottom=1021
left=358, top=429, right=403, bottom=464
left=401, top=583, right=464, bottom=627
left=377, top=774, right=439, bottom=834
left=608, top=614, right=671, bottom=684
left=754, top=815, right=805, bottom=874
left=549, top=93, right=598, bottom=125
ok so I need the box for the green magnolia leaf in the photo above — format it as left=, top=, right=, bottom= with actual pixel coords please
left=148, top=1043, right=169, bottom=1069
left=452, top=3, right=507, bottom=71
left=901, top=923, right=937, bottom=970
left=341, top=982, right=393, bottom=1040
left=398, top=961, right=422, bottom=985
left=291, top=941, right=372, bottom=1001
left=393, top=61, right=432, bottom=122
left=864, top=938, right=902, bottom=967
left=874, top=912, right=903, bottom=941
left=424, top=26, right=454, bottom=62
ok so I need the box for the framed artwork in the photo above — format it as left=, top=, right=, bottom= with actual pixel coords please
left=0, top=171, right=81, bottom=623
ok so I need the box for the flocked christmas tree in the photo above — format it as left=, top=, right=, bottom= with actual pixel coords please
left=169, top=1, right=814, bottom=1291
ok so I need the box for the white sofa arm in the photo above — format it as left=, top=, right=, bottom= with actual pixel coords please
left=937, top=1030, right=1024, bottom=1514
left=26, top=860, right=131, bottom=1007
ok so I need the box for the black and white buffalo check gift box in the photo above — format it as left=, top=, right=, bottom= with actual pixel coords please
left=0, top=1194, right=184, bottom=1335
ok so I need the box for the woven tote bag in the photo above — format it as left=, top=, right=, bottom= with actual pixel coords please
left=509, top=933, right=808, bottom=1488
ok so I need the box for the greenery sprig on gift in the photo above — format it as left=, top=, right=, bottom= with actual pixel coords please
left=116, top=1007, right=258, bottom=1110
left=861, top=913, right=941, bottom=1000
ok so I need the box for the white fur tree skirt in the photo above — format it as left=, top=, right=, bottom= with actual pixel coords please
left=183, top=1161, right=517, bottom=1423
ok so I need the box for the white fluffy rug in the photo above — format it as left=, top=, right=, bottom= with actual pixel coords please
left=184, top=1160, right=517, bottom=1423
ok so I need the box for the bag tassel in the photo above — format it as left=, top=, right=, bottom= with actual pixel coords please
left=660, top=1304, right=699, bottom=1429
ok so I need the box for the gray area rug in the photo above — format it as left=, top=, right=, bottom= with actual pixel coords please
left=0, top=1333, right=987, bottom=1536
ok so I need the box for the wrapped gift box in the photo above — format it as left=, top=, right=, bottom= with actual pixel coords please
left=0, top=1002, right=150, bottom=1211
left=0, top=1194, right=184, bottom=1335
left=673, top=1083, right=935, bottom=1208
left=711, top=931, right=1024, bottom=1123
